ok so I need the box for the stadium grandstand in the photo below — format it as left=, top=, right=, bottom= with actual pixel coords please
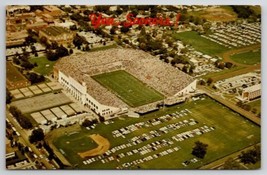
left=54, top=48, right=196, bottom=119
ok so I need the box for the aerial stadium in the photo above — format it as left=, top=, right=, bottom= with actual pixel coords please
left=53, top=48, right=197, bottom=119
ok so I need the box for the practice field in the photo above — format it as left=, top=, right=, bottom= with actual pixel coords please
left=173, top=31, right=229, bottom=56
left=52, top=95, right=260, bottom=169
left=230, top=50, right=261, bottom=65
left=54, top=132, right=99, bottom=164
left=92, top=70, right=164, bottom=107
left=29, top=56, right=56, bottom=75
left=188, top=6, right=237, bottom=22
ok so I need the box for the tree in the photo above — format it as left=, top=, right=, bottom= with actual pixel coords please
left=31, top=45, right=37, bottom=53
left=69, top=48, right=73, bottom=55
left=191, top=141, right=208, bottom=159
left=6, top=89, right=13, bottom=104
left=9, top=106, right=33, bottom=129
left=46, top=50, right=59, bottom=61
left=40, top=37, right=48, bottom=45
left=85, top=44, right=90, bottom=51
left=27, top=72, right=45, bottom=84
left=207, top=78, right=213, bottom=85
left=82, top=119, right=98, bottom=127
left=223, top=157, right=243, bottom=170
left=25, top=35, right=37, bottom=45
left=73, top=35, right=84, bottom=49
left=218, top=62, right=225, bottom=69
left=29, top=128, right=45, bottom=143
left=99, top=116, right=105, bottom=122
left=239, top=145, right=261, bottom=164
left=70, top=25, right=77, bottom=31
left=120, top=26, right=130, bottom=33
left=21, top=61, right=35, bottom=70
left=56, top=46, right=69, bottom=57
left=110, top=26, right=117, bottom=35
left=198, top=79, right=206, bottom=86
left=225, top=62, right=233, bottom=69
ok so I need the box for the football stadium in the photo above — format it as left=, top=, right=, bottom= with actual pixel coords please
left=54, top=48, right=197, bottom=119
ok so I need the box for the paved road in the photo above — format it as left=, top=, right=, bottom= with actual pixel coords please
left=6, top=110, right=53, bottom=169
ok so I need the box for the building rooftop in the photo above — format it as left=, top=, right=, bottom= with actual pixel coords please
left=40, top=26, right=71, bottom=37
left=243, top=84, right=261, bottom=93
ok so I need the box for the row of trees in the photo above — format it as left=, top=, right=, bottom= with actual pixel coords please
left=223, top=145, right=261, bottom=169
left=9, top=106, right=33, bottom=129
left=29, top=128, right=45, bottom=144
left=215, top=60, right=234, bottom=69
left=26, top=72, right=45, bottom=84
left=236, top=101, right=260, bottom=117
left=46, top=46, right=69, bottom=61
left=6, top=89, right=13, bottom=104
left=82, top=119, right=98, bottom=127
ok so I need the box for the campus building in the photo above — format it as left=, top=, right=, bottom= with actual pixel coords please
left=39, top=26, right=75, bottom=46
left=241, top=84, right=261, bottom=101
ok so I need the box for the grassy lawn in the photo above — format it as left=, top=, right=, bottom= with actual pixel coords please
left=52, top=95, right=260, bottom=169
left=248, top=99, right=261, bottom=113
left=89, top=44, right=118, bottom=52
left=230, top=50, right=261, bottom=65
left=173, top=31, right=229, bottom=56
left=92, top=70, right=164, bottom=107
left=6, top=62, right=28, bottom=82
left=201, top=66, right=244, bottom=80
left=54, top=132, right=98, bottom=165
left=29, top=56, right=56, bottom=75
left=187, top=6, right=237, bottom=22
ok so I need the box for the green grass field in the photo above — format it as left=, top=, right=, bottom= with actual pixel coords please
left=173, top=31, right=229, bottom=56
left=249, top=99, right=261, bottom=113
left=92, top=70, right=164, bottom=107
left=29, top=56, right=56, bottom=75
left=54, top=132, right=98, bottom=165
left=230, top=50, right=261, bottom=65
left=53, top=95, right=260, bottom=169
left=6, top=62, right=28, bottom=82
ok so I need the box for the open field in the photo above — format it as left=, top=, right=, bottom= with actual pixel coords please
left=6, top=62, right=27, bottom=82
left=29, top=56, right=56, bottom=75
left=54, top=132, right=99, bottom=164
left=249, top=99, right=261, bottom=113
left=230, top=50, right=261, bottom=65
left=173, top=31, right=229, bottom=56
left=92, top=70, right=164, bottom=107
left=52, top=95, right=260, bottom=169
left=188, top=6, right=237, bottom=22
left=6, top=62, right=30, bottom=89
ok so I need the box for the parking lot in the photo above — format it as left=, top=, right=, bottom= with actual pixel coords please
left=53, top=95, right=260, bottom=169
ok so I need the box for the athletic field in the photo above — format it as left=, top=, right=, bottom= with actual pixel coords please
left=92, top=70, right=164, bottom=107
left=230, top=50, right=261, bottom=65
left=52, top=95, right=260, bottom=169
left=173, top=31, right=229, bottom=56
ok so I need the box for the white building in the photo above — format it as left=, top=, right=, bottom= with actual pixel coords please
left=241, top=84, right=261, bottom=101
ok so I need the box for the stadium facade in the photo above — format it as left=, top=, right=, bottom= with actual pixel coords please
left=54, top=48, right=197, bottom=119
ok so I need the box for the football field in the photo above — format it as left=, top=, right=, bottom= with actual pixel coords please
left=92, top=70, right=164, bottom=107
left=52, top=95, right=260, bottom=169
